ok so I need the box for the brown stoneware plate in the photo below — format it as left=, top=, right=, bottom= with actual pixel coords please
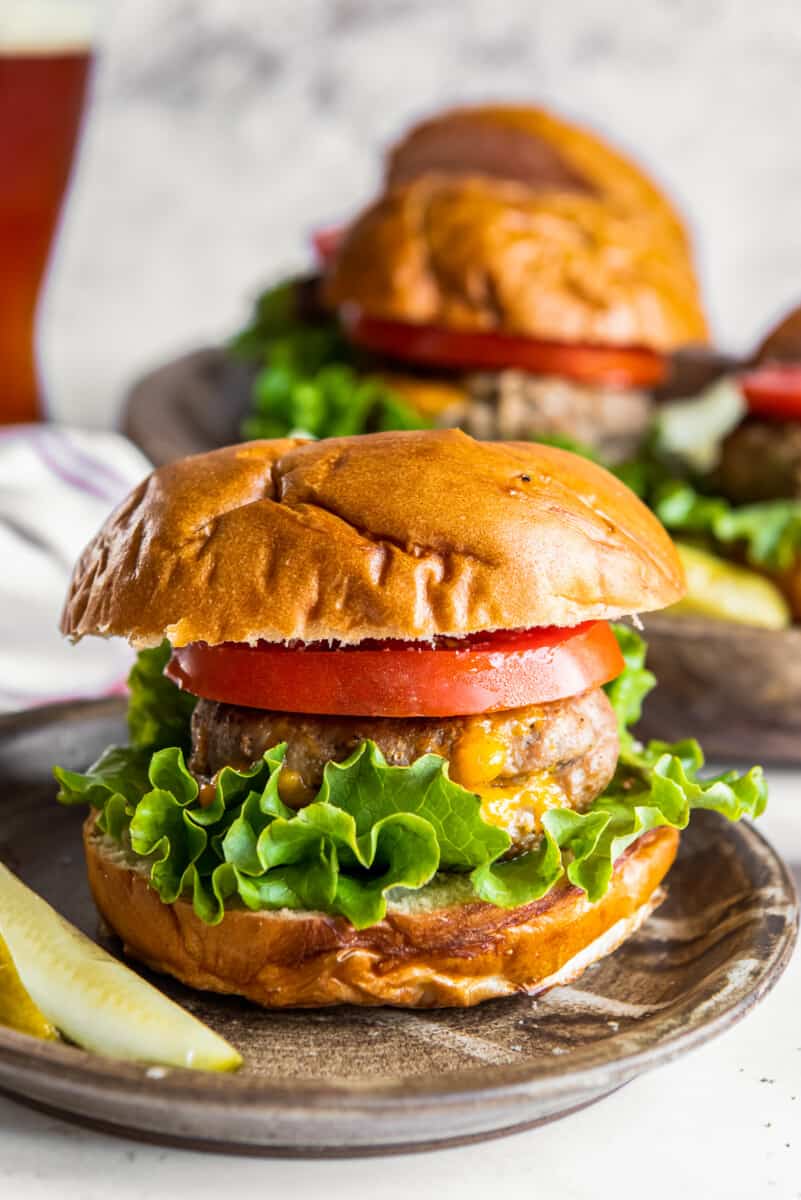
left=640, top=614, right=801, bottom=764
left=0, top=700, right=795, bottom=1156
left=122, top=347, right=253, bottom=466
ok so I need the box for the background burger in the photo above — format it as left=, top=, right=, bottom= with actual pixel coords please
left=235, top=104, right=708, bottom=461
left=55, top=430, right=764, bottom=1008
left=614, top=300, right=801, bottom=632
left=715, top=305, right=801, bottom=514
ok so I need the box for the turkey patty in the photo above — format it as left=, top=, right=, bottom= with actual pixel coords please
left=440, top=371, right=653, bottom=463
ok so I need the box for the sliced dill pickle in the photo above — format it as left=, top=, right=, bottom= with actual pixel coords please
left=0, top=930, right=57, bottom=1040
left=669, top=542, right=791, bottom=630
left=0, top=864, right=241, bottom=1071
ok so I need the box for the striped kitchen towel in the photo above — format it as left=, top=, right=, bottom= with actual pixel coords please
left=0, top=425, right=152, bottom=712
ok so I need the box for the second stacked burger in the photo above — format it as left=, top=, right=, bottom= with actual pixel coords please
left=241, top=104, right=708, bottom=458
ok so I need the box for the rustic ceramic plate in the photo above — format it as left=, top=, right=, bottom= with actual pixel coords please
left=639, top=613, right=801, bottom=764
left=0, top=700, right=796, bottom=1155
left=122, top=347, right=254, bottom=466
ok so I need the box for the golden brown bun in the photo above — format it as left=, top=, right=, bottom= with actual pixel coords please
left=84, top=816, right=678, bottom=1008
left=386, top=104, right=689, bottom=248
left=61, top=430, right=685, bottom=648
left=326, top=175, right=707, bottom=352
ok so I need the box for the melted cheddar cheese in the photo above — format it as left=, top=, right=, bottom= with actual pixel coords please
left=374, top=372, right=467, bottom=417
left=474, top=773, right=566, bottom=843
left=450, top=720, right=567, bottom=848
left=450, top=726, right=507, bottom=788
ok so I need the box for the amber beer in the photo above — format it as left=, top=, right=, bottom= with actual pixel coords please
left=0, top=42, right=91, bottom=422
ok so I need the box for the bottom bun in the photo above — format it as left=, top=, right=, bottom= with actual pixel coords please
left=83, top=816, right=679, bottom=1008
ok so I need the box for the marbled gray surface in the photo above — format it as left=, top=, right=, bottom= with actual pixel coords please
left=41, top=0, right=801, bottom=426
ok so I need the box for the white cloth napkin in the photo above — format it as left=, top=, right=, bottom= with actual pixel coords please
left=0, top=426, right=152, bottom=712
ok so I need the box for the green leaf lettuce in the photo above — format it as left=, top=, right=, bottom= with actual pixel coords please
left=652, top=479, right=801, bottom=574
left=126, top=641, right=196, bottom=753
left=613, top=444, right=801, bottom=576
left=231, top=277, right=430, bottom=442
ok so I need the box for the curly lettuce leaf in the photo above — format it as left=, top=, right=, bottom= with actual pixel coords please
left=55, top=744, right=151, bottom=810
left=127, top=641, right=197, bottom=752
left=55, top=628, right=766, bottom=927
left=652, top=479, right=801, bottom=573
left=316, top=741, right=510, bottom=867
left=231, top=277, right=429, bottom=441
left=471, top=734, right=766, bottom=908
left=241, top=362, right=428, bottom=442
left=614, top=439, right=801, bottom=576
left=563, top=743, right=766, bottom=901
left=229, top=278, right=316, bottom=357
left=57, top=740, right=500, bottom=929
left=604, top=623, right=656, bottom=750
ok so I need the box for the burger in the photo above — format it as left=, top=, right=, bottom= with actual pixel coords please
left=616, top=301, right=801, bottom=630
left=714, top=305, right=801, bottom=519
left=237, top=105, right=708, bottom=462
left=55, top=430, right=765, bottom=1008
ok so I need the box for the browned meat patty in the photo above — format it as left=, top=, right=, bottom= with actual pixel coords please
left=435, top=370, right=653, bottom=463
left=715, top=418, right=801, bottom=503
left=190, top=688, right=619, bottom=855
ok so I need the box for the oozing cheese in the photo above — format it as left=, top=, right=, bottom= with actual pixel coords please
left=450, top=727, right=507, bottom=788
left=449, top=721, right=567, bottom=847
left=474, top=774, right=566, bottom=843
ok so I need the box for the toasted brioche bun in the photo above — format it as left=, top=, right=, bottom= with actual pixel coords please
left=61, top=430, right=685, bottom=648
left=386, top=104, right=690, bottom=249
left=325, top=175, right=707, bottom=352
left=84, top=816, right=678, bottom=1008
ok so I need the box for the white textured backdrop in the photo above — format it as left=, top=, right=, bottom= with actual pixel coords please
left=41, top=0, right=801, bottom=426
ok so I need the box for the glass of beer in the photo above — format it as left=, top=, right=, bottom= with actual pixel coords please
left=0, top=2, right=98, bottom=423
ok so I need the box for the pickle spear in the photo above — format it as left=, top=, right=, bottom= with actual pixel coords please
left=668, top=542, right=791, bottom=629
left=0, top=863, right=241, bottom=1071
left=0, top=930, right=57, bottom=1040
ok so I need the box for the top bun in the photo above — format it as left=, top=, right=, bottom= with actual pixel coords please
left=325, top=106, right=707, bottom=353
left=386, top=104, right=689, bottom=247
left=62, top=430, right=685, bottom=649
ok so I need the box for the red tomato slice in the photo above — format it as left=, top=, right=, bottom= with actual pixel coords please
left=340, top=309, right=667, bottom=389
left=165, top=621, right=624, bottom=718
left=311, top=225, right=344, bottom=265
left=741, top=363, right=801, bottom=421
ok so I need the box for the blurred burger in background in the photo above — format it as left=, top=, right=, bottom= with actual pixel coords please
left=235, top=104, right=708, bottom=459
left=617, top=301, right=801, bottom=633
left=715, top=306, right=801, bottom=513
